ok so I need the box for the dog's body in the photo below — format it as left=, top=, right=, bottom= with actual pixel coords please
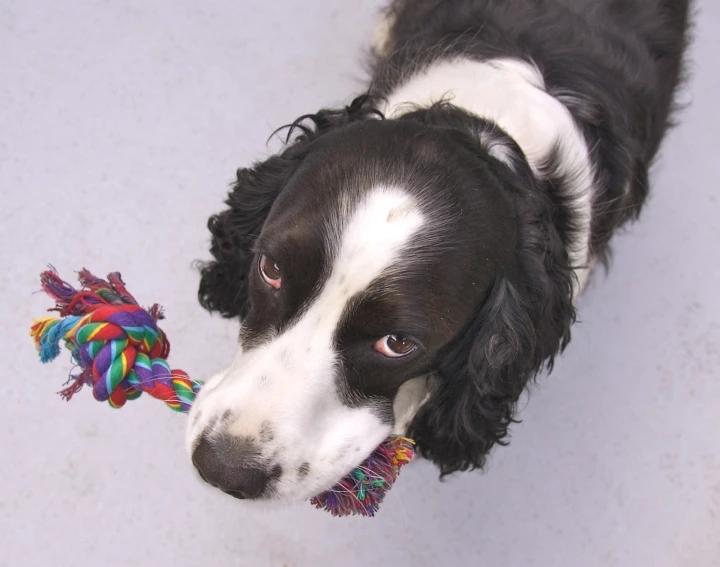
left=187, top=0, right=690, bottom=502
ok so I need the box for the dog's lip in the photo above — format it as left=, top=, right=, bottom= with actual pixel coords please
left=223, top=489, right=248, bottom=500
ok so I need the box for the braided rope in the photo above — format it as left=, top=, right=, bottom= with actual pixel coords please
left=30, top=268, right=200, bottom=411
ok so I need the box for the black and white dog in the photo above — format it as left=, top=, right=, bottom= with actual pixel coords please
left=187, top=0, right=691, bottom=503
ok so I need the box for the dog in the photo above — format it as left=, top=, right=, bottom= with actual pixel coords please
left=186, top=0, right=691, bottom=503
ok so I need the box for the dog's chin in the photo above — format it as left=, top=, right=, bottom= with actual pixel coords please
left=263, top=448, right=387, bottom=503
left=267, top=481, right=337, bottom=504
left=194, top=469, right=355, bottom=507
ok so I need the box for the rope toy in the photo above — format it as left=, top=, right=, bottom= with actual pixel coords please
left=30, top=268, right=414, bottom=517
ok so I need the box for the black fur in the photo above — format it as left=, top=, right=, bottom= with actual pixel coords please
left=198, top=0, right=690, bottom=478
left=400, top=107, right=576, bottom=475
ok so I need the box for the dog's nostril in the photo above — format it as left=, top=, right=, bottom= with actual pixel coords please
left=219, top=467, right=269, bottom=499
left=191, top=433, right=271, bottom=499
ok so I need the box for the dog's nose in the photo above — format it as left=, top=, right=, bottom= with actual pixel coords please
left=191, top=433, right=269, bottom=499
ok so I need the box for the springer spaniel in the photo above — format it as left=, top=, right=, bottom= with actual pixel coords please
left=187, top=0, right=690, bottom=503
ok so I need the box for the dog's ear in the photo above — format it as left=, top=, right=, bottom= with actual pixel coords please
left=408, top=165, right=577, bottom=476
left=198, top=95, right=382, bottom=319
left=198, top=155, right=300, bottom=319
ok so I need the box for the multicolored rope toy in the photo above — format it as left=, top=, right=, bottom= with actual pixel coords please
left=30, top=268, right=200, bottom=411
left=30, top=268, right=414, bottom=517
left=309, top=436, right=415, bottom=516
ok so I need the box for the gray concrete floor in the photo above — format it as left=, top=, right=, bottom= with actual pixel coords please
left=1, top=1, right=719, bottom=566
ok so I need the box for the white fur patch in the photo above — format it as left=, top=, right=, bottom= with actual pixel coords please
left=382, top=57, right=595, bottom=295
left=392, top=375, right=435, bottom=435
left=187, top=187, right=426, bottom=500
left=477, top=128, right=519, bottom=171
left=370, top=9, right=396, bottom=57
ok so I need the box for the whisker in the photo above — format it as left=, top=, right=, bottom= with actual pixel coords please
left=390, top=481, right=410, bottom=528
left=326, top=485, right=361, bottom=498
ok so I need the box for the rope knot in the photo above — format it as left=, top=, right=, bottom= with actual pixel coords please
left=30, top=268, right=199, bottom=411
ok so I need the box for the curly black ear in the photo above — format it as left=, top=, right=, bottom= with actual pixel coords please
left=198, top=156, right=299, bottom=318
left=408, top=163, right=577, bottom=476
left=198, top=94, right=383, bottom=319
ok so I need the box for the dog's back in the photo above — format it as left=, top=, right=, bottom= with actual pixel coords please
left=375, top=0, right=689, bottom=123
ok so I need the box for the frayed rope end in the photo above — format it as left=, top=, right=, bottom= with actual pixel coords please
left=30, top=318, right=63, bottom=363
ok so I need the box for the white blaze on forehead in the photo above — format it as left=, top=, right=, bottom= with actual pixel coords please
left=294, top=186, right=425, bottom=336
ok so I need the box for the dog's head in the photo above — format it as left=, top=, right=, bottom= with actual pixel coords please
left=187, top=97, right=575, bottom=502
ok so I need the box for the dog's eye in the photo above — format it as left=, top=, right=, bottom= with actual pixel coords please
left=374, top=334, right=417, bottom=358
left=259, top=254, right=282, bottom=289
